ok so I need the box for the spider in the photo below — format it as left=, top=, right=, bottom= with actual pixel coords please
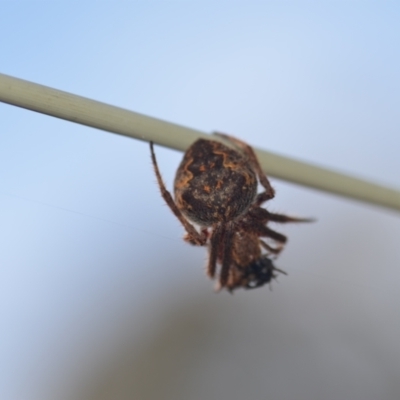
left=149, top=133, right=311, bottom=290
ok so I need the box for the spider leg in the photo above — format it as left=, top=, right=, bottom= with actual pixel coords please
left=243, top=223, right=288, bottom=244
left=255, top=191, right=274, bottom=206
left=248, top=207, right=314, bottom=224
left=150, top=142, right=207, bottom=246
left=266, top=211, right=315, bottom=223
left=213, top=132, right=275, bottom=200
left=258, top=226, right=287, bottom=243
left=219, top=222, right=235, bottom=288
left=259, top=239, right=284, bottom=254
left=207, top=224, right=224, bottom=279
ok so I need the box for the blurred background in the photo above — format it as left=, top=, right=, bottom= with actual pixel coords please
left=1, top=2, right=400, bottom=399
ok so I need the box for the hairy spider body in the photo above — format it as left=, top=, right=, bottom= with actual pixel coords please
left=150, top=134, right=311, bottom=291
left=174, top=139, right=258, bottom=225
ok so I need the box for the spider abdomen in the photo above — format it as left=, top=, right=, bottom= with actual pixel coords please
left=174, top=139, right=257, bottom=225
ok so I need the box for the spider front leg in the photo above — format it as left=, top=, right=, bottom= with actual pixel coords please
left=256, top=225, right=288, bottom=244
left=206, top=225, right=224, bottom=279
left=240, top=218, right=288, bottom=246
left=249, top=207, right=315, bottom=223
left=218, top=222, right=235, bottom=288
left=207, top=222, right=236, bottom=290
left=150, top=142, right=207, bottom=246
left=184, top=227, right=210, bottom=245
left=266, top=211, right=315, bottom=224
left=255, top=191, right=275, bottom=206
left=259, top=239, right=284, bottom=255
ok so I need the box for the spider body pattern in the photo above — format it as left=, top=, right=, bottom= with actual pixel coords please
left=174, top=139, right=258, bottom=225
left=150, top=133, right=310, bottom=291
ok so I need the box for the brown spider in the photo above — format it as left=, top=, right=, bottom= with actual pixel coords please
left=150, top=133, right=311, bottom=290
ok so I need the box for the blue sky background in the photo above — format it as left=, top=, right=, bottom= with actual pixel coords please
left=1, top=2, right=400, bottom=399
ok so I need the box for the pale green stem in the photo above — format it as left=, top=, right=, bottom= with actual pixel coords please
left=1, top=73, right=399, bottom=213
